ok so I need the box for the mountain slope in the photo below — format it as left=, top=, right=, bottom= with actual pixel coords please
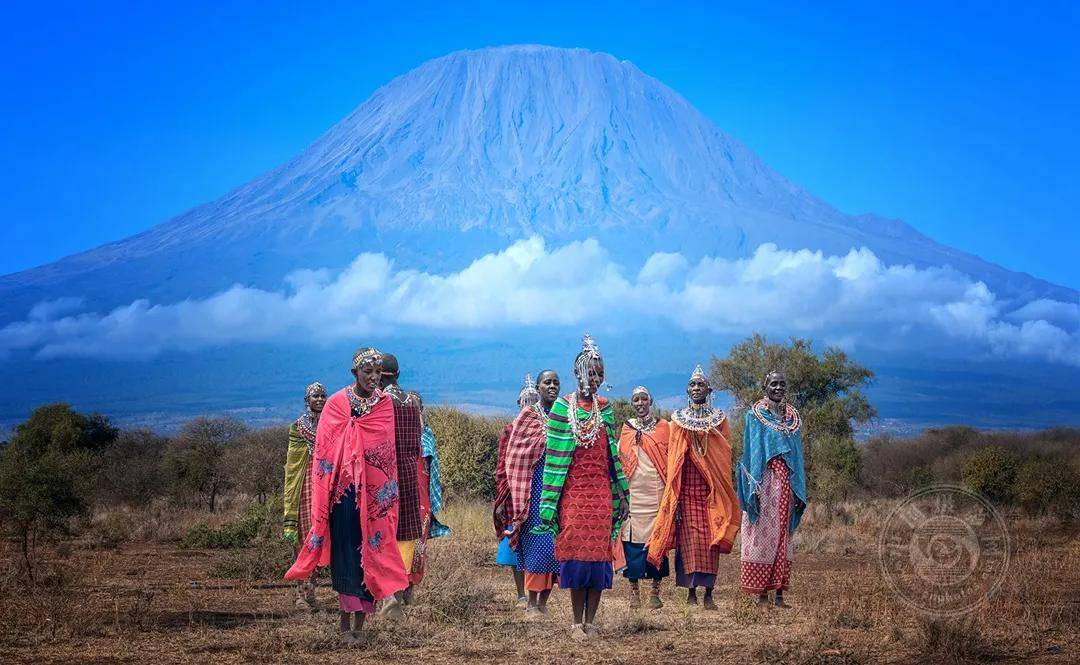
left=0, top=45, right=1074, bottom=323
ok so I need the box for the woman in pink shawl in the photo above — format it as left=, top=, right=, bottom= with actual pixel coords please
left=286, top=347, right=408, bottom=641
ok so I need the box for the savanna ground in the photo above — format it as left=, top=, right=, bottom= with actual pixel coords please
left=2, top=500, right=1077, bottom=665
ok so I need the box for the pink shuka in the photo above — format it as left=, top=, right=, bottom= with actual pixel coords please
left=285, top=387, right=408, bottom=600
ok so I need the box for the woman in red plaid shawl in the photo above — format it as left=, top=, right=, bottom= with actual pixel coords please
left=493, top=374, right=541, bottom=608
left=494, top=369, right=561, bottom=616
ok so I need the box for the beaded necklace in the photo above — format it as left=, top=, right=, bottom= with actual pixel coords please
left=348, top=385, right=381, bottom=417
left=628, top=416, right=658, bottom=434
left=671, top=403, right=726, bottom=433
left=296, top=410, right=319, bottom=453
left=751, top=399, right=801, bottom=434
left=568, top=392, right=604, bottom=448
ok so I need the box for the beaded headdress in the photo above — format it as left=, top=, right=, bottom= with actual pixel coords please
left=631, top=385, right=651, bottom=399
left=517, top=373, right=540, bottom=406
left=304, top=382, right=326, bottom=399
left=351, top=347, right=383, bottom=371
left=690, top=364, right=710, bottom=386
left=574, top=333, right=603, bottom=375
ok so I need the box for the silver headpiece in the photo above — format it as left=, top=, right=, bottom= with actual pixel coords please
left=518, top=373, right=540, bottom=405
left=574, top=333, right=609, bottom=392
left=631, top=385, right=651, bottom=399
left=304, top=382, right=326, bottom=399
left=690, top=364, right=709, bottom=386
left=351, top=347, right=383, bottom=371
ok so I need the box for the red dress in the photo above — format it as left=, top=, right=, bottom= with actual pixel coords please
left=554, top=427, right=614, bottom=562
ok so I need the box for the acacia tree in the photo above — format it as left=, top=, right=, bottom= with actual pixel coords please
left=710, top=335, right=875, bottom=509
left=164, top=417, right=249, bottom=512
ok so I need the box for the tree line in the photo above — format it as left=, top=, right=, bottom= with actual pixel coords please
left=2, top=335, right=1077, bottom=579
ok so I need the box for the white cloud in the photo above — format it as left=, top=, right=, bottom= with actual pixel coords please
left=1, top=238, right=1077, bottom=366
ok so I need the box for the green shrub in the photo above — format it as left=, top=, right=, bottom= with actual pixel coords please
left=1013, top=456, right=1079, bottom=520
left=961, top=446, right=1018, bottom=503
left=425, top=406, right=507, bottom=500
left=179, top=499, right=279, bottom=549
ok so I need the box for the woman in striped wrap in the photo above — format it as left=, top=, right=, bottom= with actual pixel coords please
left=535, top=335, right=629, bottom=641
left=282, top=381, right=326, bottom=609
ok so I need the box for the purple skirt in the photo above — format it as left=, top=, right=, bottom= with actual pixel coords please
left=559, top=560, right=613, bottom=590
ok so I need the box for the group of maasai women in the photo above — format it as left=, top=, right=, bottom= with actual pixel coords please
left=279, top=335, right=806, bottom=643
left=282, top=349, right=448, bottom=642
left=491, top=334, right=807, bottom=640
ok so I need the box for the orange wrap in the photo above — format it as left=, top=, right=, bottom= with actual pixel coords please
left=645, top=417, right=740, bottom=567
left=617, top=420, right=670, bottom=483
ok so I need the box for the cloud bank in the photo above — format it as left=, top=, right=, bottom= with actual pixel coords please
left=1, top=238, right=1077, bottom=366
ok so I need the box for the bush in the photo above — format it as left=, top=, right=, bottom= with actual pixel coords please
left=1013, top=456, right=1079, bottom=520
left=94, top=429, right=168, bottom=506
left=179, top=499, right=279, bottom=549
left=962, top=445, right=1018, bottom=503
left=222, top=425, right=288, bottom=503
left=163, top=417, right=249, bottom=512
left=810, top=436, right=861, bottom=510
left=0, top=404, right=112, bottom=581
left=425, top=406, right=507, bottom=500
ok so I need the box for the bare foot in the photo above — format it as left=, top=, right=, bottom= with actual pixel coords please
left=570, top=624, right=588, bottom=642
left=775, top=595, right=791, bottom=609
left=584, top=623, right=599, bottom=640
left=648, top=594, right=663, bottom=610
left=515, top=596, right=528, bottom=609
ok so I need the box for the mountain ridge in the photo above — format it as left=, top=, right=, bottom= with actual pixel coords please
left=1, top=45, right=1075, bottom=322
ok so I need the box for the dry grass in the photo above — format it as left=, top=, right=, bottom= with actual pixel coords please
left=1, top=500, right=1077, bottom=664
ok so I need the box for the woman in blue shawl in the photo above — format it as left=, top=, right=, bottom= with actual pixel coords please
left=737, top=371, right=807, bottom=608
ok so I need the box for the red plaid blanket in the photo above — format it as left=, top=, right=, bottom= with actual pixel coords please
left=499, top=406, right=548, bottom=549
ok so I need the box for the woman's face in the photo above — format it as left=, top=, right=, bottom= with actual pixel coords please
left=577, top=360, right=604, bottom=396
left=305, top=391, right=327, bottom=413
left=353, top=361, right=382, bottom=395
left=687, top=376, right=711, bottom=405
left=537, top=371, right=560, bottom=407
left=631, top=391, right=652, bottom=418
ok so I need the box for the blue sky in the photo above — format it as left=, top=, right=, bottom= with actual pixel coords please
left=2, top=0, right=1077, bottom=288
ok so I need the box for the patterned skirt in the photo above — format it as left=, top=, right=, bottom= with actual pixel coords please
left=296, top=459, right=314, bottom=540
left=740, top=457, right=794, bottom=594
left=675, top=457, right=720, bottom=585
left=554, top=439, right=613, bottom=562
left=517, top=461, right=558, bottom=574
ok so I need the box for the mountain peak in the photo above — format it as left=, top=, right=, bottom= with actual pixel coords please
left=0, top=44, right=1074, bottom=319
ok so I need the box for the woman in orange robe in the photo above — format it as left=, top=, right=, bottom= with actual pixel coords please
left=647, top=365, right=740, bottom=610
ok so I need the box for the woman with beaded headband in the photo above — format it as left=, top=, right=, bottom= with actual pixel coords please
left=498, top=370, right=562, bottom=615
left=493, top=374, right=542, bottom=608
left=536, top=335, right=630, bottom=640
left=283, top=381, right=327, bottom=609
left=285, top=347, right=408, bottom=643
left=617, top=385, right=671, bottom=609
left=737, top=370, right=807, bottom=608
left=646, top=365, right=740, bottom=610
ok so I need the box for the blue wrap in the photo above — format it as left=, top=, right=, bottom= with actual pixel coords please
left=737, top=408, right=808, bottom=532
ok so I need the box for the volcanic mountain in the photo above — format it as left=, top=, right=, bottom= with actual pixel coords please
left=1, top=44, right=1074, bottom=322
